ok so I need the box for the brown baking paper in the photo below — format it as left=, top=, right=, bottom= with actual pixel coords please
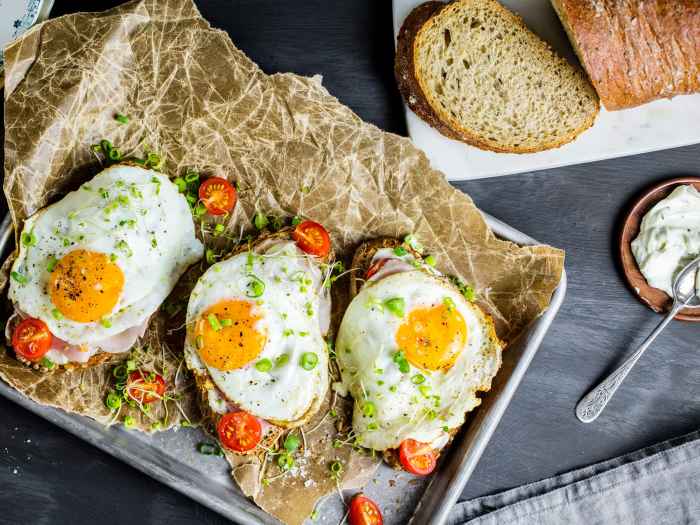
left=1, top=0, right=564, bottom=523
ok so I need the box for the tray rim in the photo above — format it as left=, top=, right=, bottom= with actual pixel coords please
left=0, top=211, right=567, bottom=525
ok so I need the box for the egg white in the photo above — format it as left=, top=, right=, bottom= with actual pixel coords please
left=184, top=240, right=330, bottom=426
left=8, top=164, right=204, bottom=344
left=336, top=269, right=502, bottom=451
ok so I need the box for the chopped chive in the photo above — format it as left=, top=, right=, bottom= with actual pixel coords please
left=284, top=434, right=300, bottom=452
left=108, top=148, right=121, bottom=161
left=100, top=318, right=112, bottom=328
left=151, top=238, right=158, bottom=248
left=362, top=401, right=376, bottom=417
left=389, top=385, right=398, bottom=393
left=367, top=422, right=378, bottom=431
left=21, top=231, right=37, bottom=247
left=392, top=351, right=410, bottom=373
left=425, top=255, right=436, bottom=267
left=384, top=297, right=405, bottom=318
left=40, top=357, right=55, bottom=369
left=442, top=425, right=450, bottom=432
left=275, top=354, right=290, bottom=367
left=207, top=314, right=222, bottom=331
left=10, top=271, right=27, bottom=284
left=174, top=177, right=187, bottom=193
left=193, top=202, right=207, bottom=217
left=393, top=246, right=407, bottom=256
left=253, top=212, right=269, bottom=230
left=443, top=296, right=456, bottom=311
left=282, top=328, right=293, bottom=337
left=255, top=358, right=273, bottom=372
left=277, top=452, right=294, bottom=470
left=411, top=374, right=425, bottom=385
left=220, top=318, right=232, bottom=327
left=291, top=216, right=302, bottom=226
left=105, top=391, right=122, bottom=410
left=419, top=385, right=431, bottom=398
left=213, top=223, right=225, bottom=236
left=245, top=275, right=265, bottom=298
left=195, top=335, right=204, bottom=349
left=300, top=352, right=318, bottom=371
left=114, top=113, right=129, bottom=124
left=329, top=461, right=343, bottom=476
left=123, top=416, right=135, bottom=428
left=46, top=256, right=58, bottom=273
left=151, top=176, right=161, bottom=195
left=205, top=249, right=216, bottom=265
left=51, top=308, right=63, bottom=320
left=184, top=169, right=199, bottom=184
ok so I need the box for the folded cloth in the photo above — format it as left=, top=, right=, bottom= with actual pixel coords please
left=448, top=430, right=700, bottom=525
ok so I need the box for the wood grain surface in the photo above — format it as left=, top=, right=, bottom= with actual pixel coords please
left=1, top=2, right=700, bottom=525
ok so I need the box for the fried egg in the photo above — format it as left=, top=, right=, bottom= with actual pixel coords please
left=336, top=248, right=503, bottom=451
left=184, top=239, right=330, bottom=427
left=8, top=164, right=203, bottom=358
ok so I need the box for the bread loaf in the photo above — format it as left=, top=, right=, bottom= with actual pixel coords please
left=551, top=0, right=700, bottom=110
left=395, top=0, right=600, bottom=153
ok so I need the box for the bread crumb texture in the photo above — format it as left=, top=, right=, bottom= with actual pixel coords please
left=412, top=0, right=599, bottom=153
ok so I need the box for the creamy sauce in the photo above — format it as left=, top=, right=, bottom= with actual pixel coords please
left=631, top=185, right=700, bottom=296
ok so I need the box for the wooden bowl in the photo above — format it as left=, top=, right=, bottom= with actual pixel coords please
left=620, top=177, right=700, bottom=321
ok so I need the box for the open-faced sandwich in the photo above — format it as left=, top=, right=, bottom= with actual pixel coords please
left=335, top=236, right=504, bottom=475
left=6, top=164, right=204, bottom=370
left=184, top=220, right=334, bottom=453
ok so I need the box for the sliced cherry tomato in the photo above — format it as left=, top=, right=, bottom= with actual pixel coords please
left=365, top=258, right=390, bottom=280
left=12, top=318, right=52, bottom=362
left=126, top=371, right=166, bottom=404
left=399, top=439, right=437, bottom=475
left=198, top=177, right=237, bottom=216
left=348, top=494, right=383, bottom=525
left=292, top=220, right=331, bottom=257
left=217, top=411, right=262, bottom=452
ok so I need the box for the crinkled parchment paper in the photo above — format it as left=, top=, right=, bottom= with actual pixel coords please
left=1, top=0, right=564, bottom=523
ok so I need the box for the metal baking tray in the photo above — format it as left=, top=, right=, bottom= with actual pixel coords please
left=0, top=212, right=566, bottom=525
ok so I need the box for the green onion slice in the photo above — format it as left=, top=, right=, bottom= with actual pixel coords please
left=255, top=358, right=273, bottom=372
left=300, top=352, right=319, bottom=371
left=245, top=275, right=265, bottom=298
left=207, top=313, right=222, bottom=331
left=384, top=297, right=405, bottom=318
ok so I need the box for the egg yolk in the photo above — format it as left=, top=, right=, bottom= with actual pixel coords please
left=194, top=300, right=267, bottom=371
left=395, top=303, right=467, bottom=371
left=48, top=249, right=124, bottom=323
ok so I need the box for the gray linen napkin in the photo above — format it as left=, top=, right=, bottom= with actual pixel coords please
left=448, top=430, right=700, bottom=525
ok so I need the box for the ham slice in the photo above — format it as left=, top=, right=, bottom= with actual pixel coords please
left=6, top=310, right=149, bottom=365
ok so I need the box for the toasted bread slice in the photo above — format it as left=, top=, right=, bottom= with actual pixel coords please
left=190, top=227, right=334, bottom=453
left=395, top=0, right=599, bottom=153
left=347, top=237, right=502, bottom=469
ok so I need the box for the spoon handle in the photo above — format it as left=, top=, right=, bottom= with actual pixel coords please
left=575, top=301, right=684, bottom=423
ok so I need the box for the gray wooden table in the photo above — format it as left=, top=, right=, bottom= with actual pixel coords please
left=1, top=1, right=699, bottom=524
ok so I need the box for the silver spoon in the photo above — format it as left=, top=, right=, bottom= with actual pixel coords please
left=576, top=255, right=700, bottom=423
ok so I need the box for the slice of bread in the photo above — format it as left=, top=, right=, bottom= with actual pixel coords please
left=395, top=0, right=600, bottom=153
left=347, top=238, right=502, bottom=469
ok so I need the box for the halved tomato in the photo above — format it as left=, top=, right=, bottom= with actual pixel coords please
left=12, top=318, right=52, bottom=361
left=292, top=220, right=331, bottom=257
left=217, top=411, right=262, bottom=452
left=398, top=439, right=437, bottom=476
left=365, top=258, right=389, bottom=280
left=199, top=177, right=237, bottom=216
left=348, top=494, right=383, bottom=525
left=126, top=371, right=166, bottom=404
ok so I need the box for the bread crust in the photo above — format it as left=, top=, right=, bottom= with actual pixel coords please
left=395, top=0, right=599, bottom=153
left=395, top=2, right=464, bottom=143
left=551, top=0, right=700, bottom=110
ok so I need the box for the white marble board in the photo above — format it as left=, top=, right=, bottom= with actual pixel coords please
left=392, top=0, right=700, bottom=181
